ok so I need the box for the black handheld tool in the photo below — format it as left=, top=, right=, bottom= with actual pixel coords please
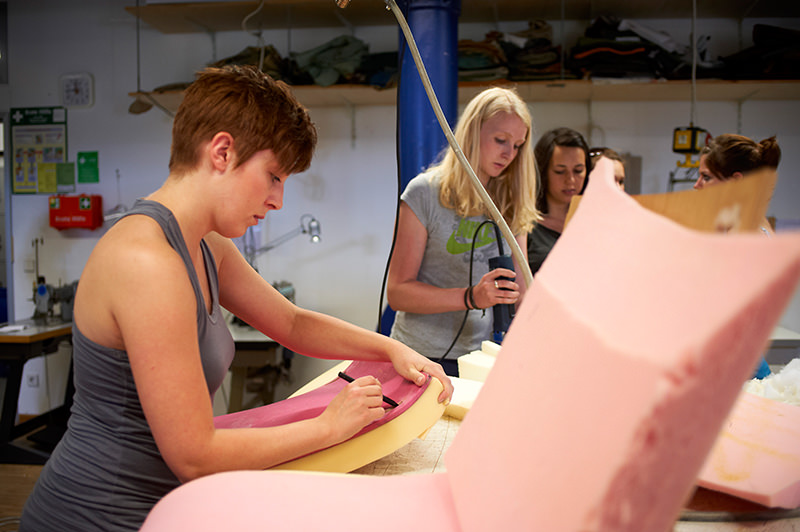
left=488, top=254, right=515, bottom=338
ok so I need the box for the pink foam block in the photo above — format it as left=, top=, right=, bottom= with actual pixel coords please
left=445, top=159, right=800, bottom=532
left=143, top=470, right=460, bottom=531
left=697, top=391, right=800, bottom=508
left=140, top=160, right=800, bottom=532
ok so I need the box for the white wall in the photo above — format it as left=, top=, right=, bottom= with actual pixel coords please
left=3, top=1, right=799, bottom=413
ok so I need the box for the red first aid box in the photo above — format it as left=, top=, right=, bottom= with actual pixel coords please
left=49, top=195, right=103, bottom=230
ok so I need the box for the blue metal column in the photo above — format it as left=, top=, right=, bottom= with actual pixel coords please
left=397, top=0, right=460, bottom=191
left=380, top=0, right=459, bottom=335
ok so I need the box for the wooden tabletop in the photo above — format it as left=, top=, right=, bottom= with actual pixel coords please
left=770, top=325, right=800, bottom=348
left=0, top=464, right=42, bottom=520
left=0, top=319, right=73, bottom=344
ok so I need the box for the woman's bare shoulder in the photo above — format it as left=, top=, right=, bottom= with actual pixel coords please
left=92, top=215, right=183, bottom=272
left=75, top=215, right=192, bottom=347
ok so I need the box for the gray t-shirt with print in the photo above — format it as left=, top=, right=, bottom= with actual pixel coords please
left=390, top=171, right=504, bottom=361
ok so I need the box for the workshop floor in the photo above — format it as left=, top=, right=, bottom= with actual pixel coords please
left=0, top=463, right=41, bottom=527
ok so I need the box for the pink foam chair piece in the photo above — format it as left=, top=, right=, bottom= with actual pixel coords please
left=215, top=360, right=427, bottom=437
left=141, top=159, right=800, bottom=532
left=697, top=391, right=800, bottom=508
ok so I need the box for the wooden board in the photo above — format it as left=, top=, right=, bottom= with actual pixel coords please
left=566, top=168, right=777, bottom=234
left=0, top=464, right=42, bottom=520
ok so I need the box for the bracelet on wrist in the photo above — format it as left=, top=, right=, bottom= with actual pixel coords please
left=463, top=286, right=472, bottom=310
left=468, top=285, right=478, bottom=310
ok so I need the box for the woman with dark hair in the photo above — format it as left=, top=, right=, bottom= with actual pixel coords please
left=590, top=147, right=626, bottom=190
left=527, top=127, right=590, bottom=276
left=695, top=134, right=781, bottom=237
left=695, top=134, right=780, bottom=188
left=694, top=133, right=781, bottom=379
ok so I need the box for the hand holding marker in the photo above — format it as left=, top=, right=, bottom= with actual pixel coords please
left=338, top=371, right=399, bottom=408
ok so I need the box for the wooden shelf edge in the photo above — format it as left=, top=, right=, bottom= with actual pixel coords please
left=125, top=1, right=800, bottom=33
left=128, top=79, right=800, bottom=116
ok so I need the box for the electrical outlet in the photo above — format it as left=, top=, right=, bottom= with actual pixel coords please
left=26, top=374, right=40, bottom=388
left=24, top=259, right=35, bottom=273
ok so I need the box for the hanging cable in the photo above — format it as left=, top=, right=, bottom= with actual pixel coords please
left=376, top=0, right=408, bottom=334
left=690, top=0, right=697, bottom=127
left=435, top=219, right=497, bottom=363
left=135, top=0, right=141, bottom=93
left=242, top=1, right=267, bottom=71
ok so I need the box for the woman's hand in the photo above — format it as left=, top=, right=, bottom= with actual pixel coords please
left=388, top=346, right=454, bottom=405
left=317, top=375, right=387, bottom=444
left=473, top=268, right=519, bottom=309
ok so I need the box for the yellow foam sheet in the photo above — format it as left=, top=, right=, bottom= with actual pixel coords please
left=456, top=351, right=495, bottom=382
left=443, top=377, right=483, bottom=420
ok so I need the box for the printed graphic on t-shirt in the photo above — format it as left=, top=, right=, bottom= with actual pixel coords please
left=446, top=218, right=497, bottom=262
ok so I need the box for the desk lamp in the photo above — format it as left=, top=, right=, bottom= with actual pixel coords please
left=244, top=214, right=321, bottom=270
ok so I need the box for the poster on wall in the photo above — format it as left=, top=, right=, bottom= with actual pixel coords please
left=77, top=151, right=99, bottom=183
left=9, top=106, right=68, bottom=194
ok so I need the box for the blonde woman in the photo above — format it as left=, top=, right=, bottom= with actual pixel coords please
left=387, top=87, right=539, bottom=375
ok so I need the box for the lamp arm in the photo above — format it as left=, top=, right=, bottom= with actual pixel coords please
left=246, top=225, right=304, bottom=263
left=385, top=0, right=533, bottom=288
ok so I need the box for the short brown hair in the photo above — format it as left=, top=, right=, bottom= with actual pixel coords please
left=169, top=65, right=317, bottom=176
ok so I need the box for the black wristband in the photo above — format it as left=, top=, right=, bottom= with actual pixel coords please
left=468, top=285, right=478, bottom=310
left=463, top=286, right=471, bottom=310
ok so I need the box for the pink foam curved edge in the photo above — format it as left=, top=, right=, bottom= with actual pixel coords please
left=214, top=360, right=429, bottom=437
left=141, top=470, right=459, bottom=532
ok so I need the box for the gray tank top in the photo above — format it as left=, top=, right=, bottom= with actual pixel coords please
left=20, top=199, right=235, bottom=532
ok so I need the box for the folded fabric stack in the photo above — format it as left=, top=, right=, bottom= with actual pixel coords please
left=291, top=35, right=369, bottom=87
left=569, top=16, right=664, bottom=79
left=499, top=21, right=574, bottom=81
left=352, top=51, right=398, bottom=89
left=457, top=34, right=508, bottom=82
left=208, top=45, right=297, bottom=83
left=719, top=24, right=800, bottom=80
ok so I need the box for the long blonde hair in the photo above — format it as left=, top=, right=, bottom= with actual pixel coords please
left=435, top=87, right=540, bottom=235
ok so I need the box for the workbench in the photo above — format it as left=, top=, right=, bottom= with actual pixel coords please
left=0, top=316, right=283, bottom=464
left=767, top=325, right=800, bottom=365
left=227, top=322, right=284, bottom=413
left=0, top=318, right=73, bottom=464
left=354, top=414, right=800, bottom=530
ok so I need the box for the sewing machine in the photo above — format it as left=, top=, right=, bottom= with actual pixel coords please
left=33, top=278, right=78, bottom=322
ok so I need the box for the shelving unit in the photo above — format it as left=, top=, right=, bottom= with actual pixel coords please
left=125, top=0, right=799, bottom=32
left=124, top=1, right=800, bottom=113
left=130, top=78, right=800, bottom=114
